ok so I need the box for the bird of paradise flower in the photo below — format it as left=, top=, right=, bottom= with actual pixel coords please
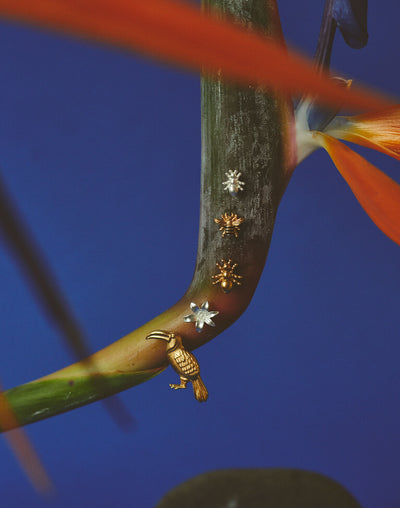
left=0, top=0, right=398, bottom=501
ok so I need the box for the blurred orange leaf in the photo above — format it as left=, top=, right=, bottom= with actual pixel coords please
left=0, top=0, right=391, bottom=111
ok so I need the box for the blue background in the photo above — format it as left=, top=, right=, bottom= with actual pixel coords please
left=0, top=1, right=399, bottom=507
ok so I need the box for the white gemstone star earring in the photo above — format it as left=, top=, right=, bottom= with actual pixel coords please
left=183, top=301, right=219, bottom=332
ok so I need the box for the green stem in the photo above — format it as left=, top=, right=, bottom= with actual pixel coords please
left=2, top=0, right=292, bottom=431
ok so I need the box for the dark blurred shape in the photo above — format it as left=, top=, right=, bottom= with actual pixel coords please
left=333, top=0, right=368, bottom=49
left=0, top=173, right=134, bottom=429
left=156, top=468, right=362, bottom=508
left=314, top=0, right=368, bottom=70
left=301, top=0, right=368, bottom=135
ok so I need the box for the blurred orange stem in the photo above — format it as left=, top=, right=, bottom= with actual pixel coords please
left=0, top=0, right=391, bottom=111
left=0, top=385, right=53, bottom=493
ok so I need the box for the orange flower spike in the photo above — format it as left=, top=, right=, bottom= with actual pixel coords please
left=0, top=0, right=390, bottom=111
left=314, top=132, right=400, bottom=246
left=326, top=106, right=400, bottom=160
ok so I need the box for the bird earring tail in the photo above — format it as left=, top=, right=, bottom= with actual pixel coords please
left=191, top=377, right=208, bottom=403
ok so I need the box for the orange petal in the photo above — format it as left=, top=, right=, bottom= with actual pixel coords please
left=314, top=132, right=400, bottom=245
left=0, top=0, right=390, bottom=111
left=0, top=385, right=53, bottom=493
left=327, top=106, right=400, bottom=160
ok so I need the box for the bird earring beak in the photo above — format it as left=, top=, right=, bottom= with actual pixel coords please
left=146, top=330, right=171, bottom=342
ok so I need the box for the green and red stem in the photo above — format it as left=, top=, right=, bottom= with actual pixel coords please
left=2, top=0, right=291, bottom=431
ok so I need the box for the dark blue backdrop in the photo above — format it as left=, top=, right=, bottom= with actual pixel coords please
left=0, top=1, right=398, bottom=507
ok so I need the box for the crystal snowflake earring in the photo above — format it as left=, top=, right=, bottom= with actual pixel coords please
left=183, top=301, right=219, bottom=333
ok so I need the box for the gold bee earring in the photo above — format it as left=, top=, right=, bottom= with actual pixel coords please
left=214, top=212, right=245, bottom=238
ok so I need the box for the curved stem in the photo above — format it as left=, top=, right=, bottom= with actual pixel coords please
left=1, top=0, right=291, bottom=431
